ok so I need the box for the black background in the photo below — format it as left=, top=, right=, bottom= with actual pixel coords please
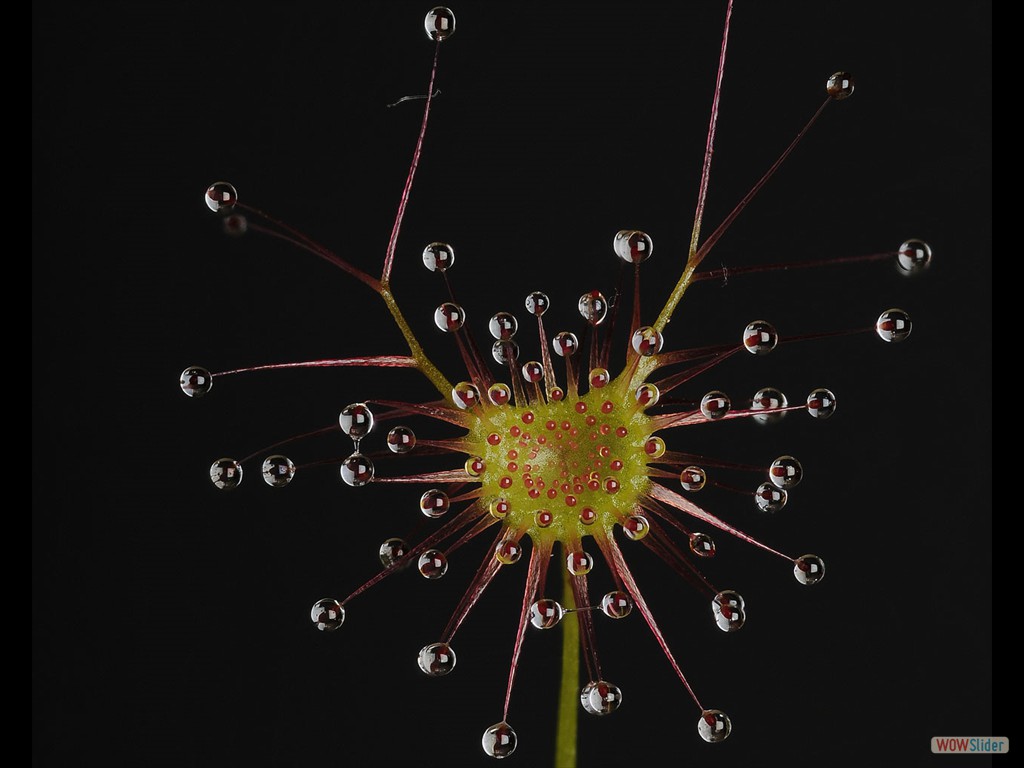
left=33, top=2, right=992, bottom=766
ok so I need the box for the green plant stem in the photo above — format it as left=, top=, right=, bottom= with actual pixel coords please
left=554, top=558, right=579, bottom=768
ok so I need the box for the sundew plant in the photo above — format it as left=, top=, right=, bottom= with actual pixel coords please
left=180, top=3, right=931, bottom=764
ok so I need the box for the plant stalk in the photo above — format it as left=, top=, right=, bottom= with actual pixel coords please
left=554, top=555, right=579, bottom=768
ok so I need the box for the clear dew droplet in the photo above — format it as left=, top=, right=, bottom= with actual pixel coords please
left=417, top=642, right=457, bottom=676
left=566, top=550, right=594, bottom=576
left=424, top=6, right=456, bottom=41
left=793, top=553, right=826, bottom=585
left=631, top=326, right=664, bottom=357
left=387, top=426, right=416, bottom=454
left=806, top=388, right=837, bottom=419
left=752, top=386, right=788, bottom=425
left=875, top=308, right=913, bottom=343
left=589, top=368, right=611, bottom=389
left=635, top=383, right=660, bottom=408
left=495, top=539, right=523, bottom=565
left=261, top=455, right=296, bottom=487
left=179, top=366, right=212, bottom=398
left=481, top=721, right=517, bottom=759
left=698, top=709, right=732, bottom=743
left=578, top=290, right=609, bottom=325
left=769, top=455, right=803, bottom=489
left=700, top=391, right=731, bottom=420
left=552, top=331, right=579, bottom=357
left=339, top=403, right=375, bottom=439
left=422, top=241, right=455, bottom=272
left=712, top=590, right=746, bottom=632
left=340, top=453, right=374, bottom=486
left=524, top=291, right=549, bottom=317
left=644, top=436, right=666, bottom=458
left=679, top=466, right=706, bottom=492
left=379, top=537, right=408, bottom=567
left=434, top=302, right=466, bottom=332
left=204, top=181, right=237, bottom=212
left=465, top=456, right=486, bottom=477
left=452, top=381, right=481, bottom=409
left=489, top=498, right=511, bottom=520
left=209, top=458, right=243, bottom=490
left=580, top=680, right=623, bottom=716
left=613, top=230, right=654, bottom=263
left=623, top=515, right=650, bottom=541
left=689, top=532, right=716, bottom=557
left=826, top=71, right=855, bottom=100
left=491, top=339, right=520, bottom=365
left=310, top=598, right=345, bottom=631
left=529, top=599, right=564, bottom=629
left=521, top=361, right=544, bottom=383
left=742, top=320, right=778, bottom=355
left=488, top=382, right=512, bottom=406
left=897, top=239, right=932, bottom=274
left=601, top=590, right=632, bottom=619
left=489, top=312, right=518, bottom=340
left=418, top=549, right=449, bottom=579
left=419, top=488, right=450, bottom=518
left=754, top=482, right=788, bottom=513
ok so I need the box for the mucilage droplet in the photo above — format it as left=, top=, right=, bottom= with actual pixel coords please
left=261, top=454, right=296, bottom=487
left=310, top=598, right=345, bottom=632
left=209, top=458, right=242, bottom=490
left=418, top=642, right=457, bottom=676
